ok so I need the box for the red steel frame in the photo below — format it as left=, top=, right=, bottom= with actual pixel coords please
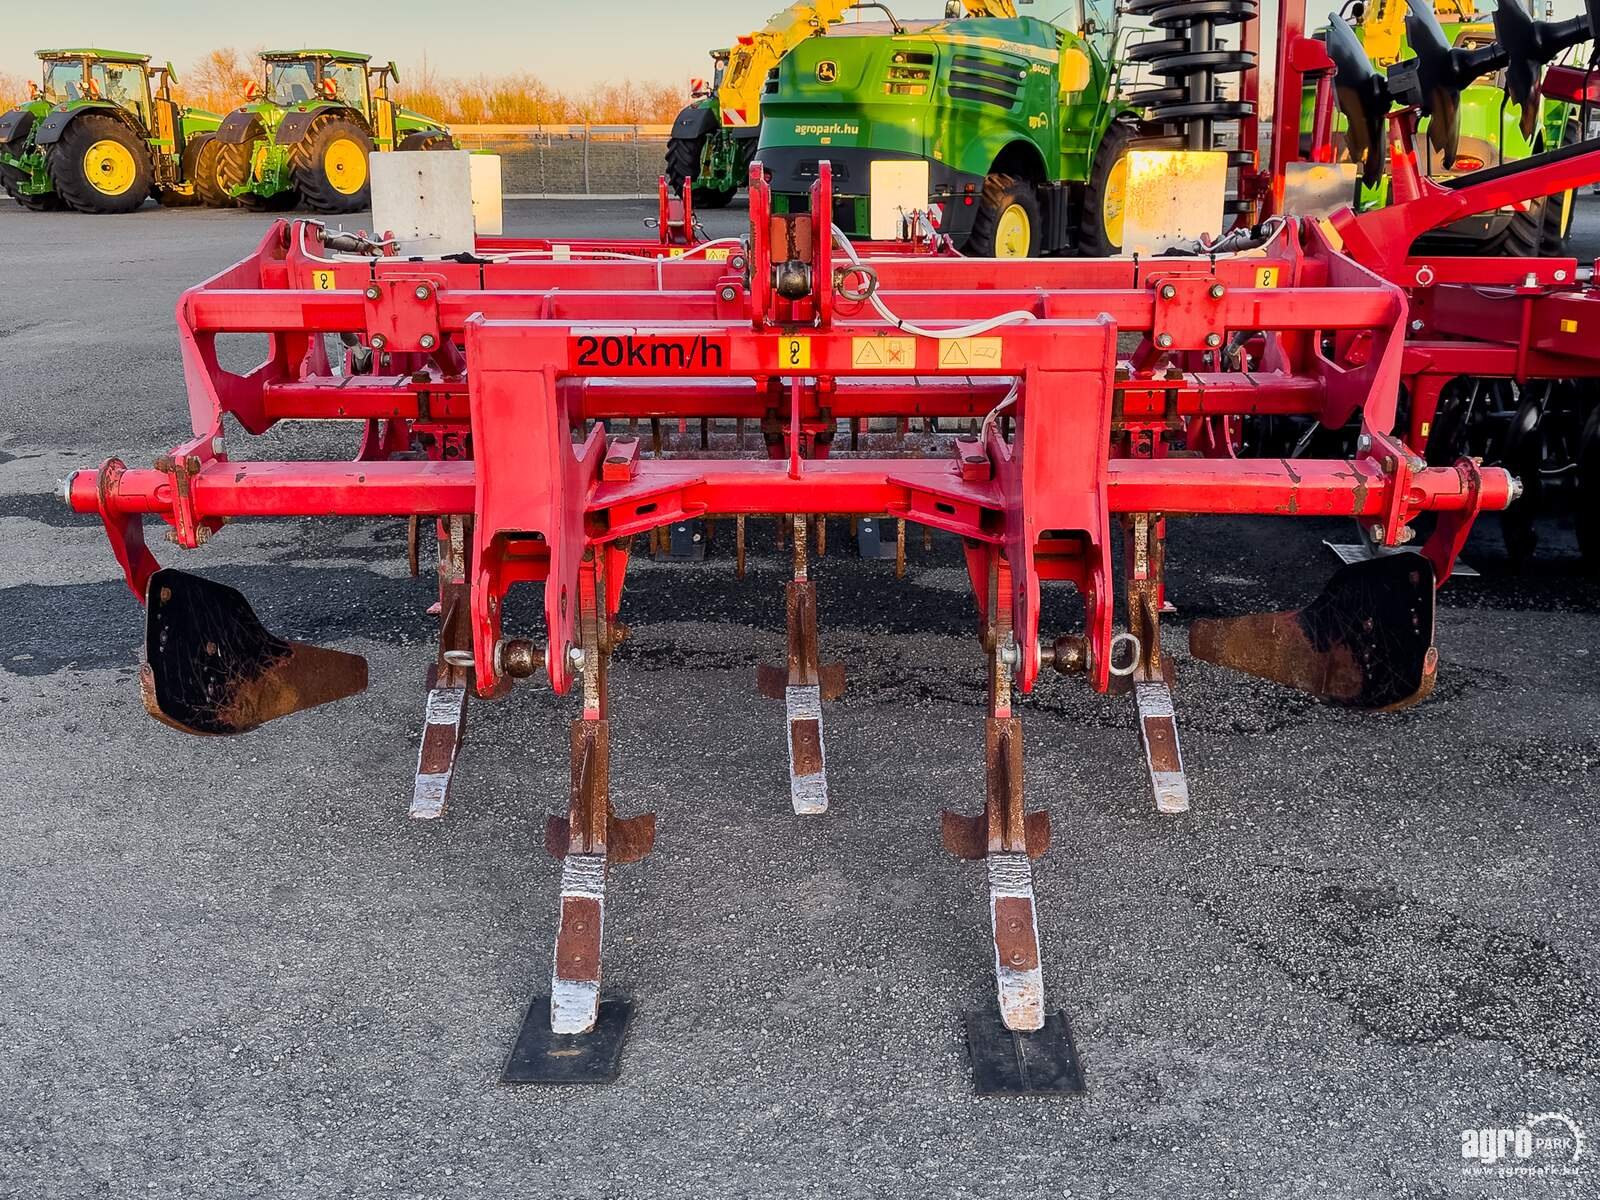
left=65, top=154, right=1516, bottom=1069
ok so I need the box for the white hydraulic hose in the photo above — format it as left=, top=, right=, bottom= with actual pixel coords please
left=830, top=224, right=1038, bottom=339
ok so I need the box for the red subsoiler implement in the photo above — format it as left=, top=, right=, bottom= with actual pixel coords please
left=62, top=0, right=1600, bottom=1090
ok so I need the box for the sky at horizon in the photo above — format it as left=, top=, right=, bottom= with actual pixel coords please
left=2, top=0, right=1587, bottom=95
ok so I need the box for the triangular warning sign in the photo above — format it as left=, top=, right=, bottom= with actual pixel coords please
left=940, top=340, right=971, bottom=368
left=855, top=339, right=883, bottom=366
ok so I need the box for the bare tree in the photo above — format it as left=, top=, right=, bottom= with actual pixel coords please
left=176, top=49, right=256, bottom=115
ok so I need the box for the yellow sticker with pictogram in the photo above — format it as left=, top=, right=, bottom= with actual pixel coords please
left=780, top=336, right=812, bottom=370
left=851, top=336, right=916, bottom=370
left=937, top=337, right=1002, bottom=370
left=705, top=247, right=731, bottom=262
left=1560, top=318, right=1579, bottom=333
left=311, top=269, right=338, bottom=290
left=1255, top=267, right=1280, bottom=288
left=668, top=247, right=687, bottom=258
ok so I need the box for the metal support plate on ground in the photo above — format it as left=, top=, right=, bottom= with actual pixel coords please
left=964, top=1009, right=1086, bottom=1096
left=501, top=996, right=633, bottom=1084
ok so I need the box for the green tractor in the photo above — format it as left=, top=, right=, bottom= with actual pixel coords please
left=668, top=50, right=759, bottom=208
left=754, top=2, right=1192, bottom=257
left=0, top=49, right=223, bottom=213
left=212, top=49, right=453, bottom=213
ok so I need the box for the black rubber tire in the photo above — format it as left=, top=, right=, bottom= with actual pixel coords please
left=1480, top=119, right=1579, bottom=258
left=397, top=130, right=454, bottom=151
left=0, top=162, right=61, bottom=211
left=965, top=174, right=1043, bottom=258
left=665, top=134, right=703, bottom=196
left=289, top=112, right=374, bottom=214
left=214, top=138, right=274, bottom=210
left=666, top=131, right=739, bottom=207
left=1078, top=123, right=1183, bottom=257
left=1576, top=405, right=1600, bottom=570
left=1499, top=393, right=1545, bottom=565
left=45, top=112, right=152, bottom=213
left=193, top=136, right=231, bottom=207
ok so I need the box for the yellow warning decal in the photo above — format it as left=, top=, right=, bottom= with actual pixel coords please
left=1255, top=267, right=1280, bottom=288
left=311, top=269, right=338, bottom=290
left=705, top=247, right=731, bottom=262
left=937, top=337, right=1003, bottom=370
left=1560, top=317, right=1579, bottom=334
left=851, top=336, right=916, bottom=370
left=780, top=336, right=812, bottom=370
left=668, top=248, right=687, bottom=258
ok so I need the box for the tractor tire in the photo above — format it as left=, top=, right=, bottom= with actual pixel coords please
left=965, top=174, right=1042, bottom=258
left=290, top=113, right=374, bottom=214
left=0, top=162, right=61, bottom=211
left=1078, top=124, right=1182, bottom=257
left=665, top=132, right=738, bottom=208
left=1480, top=184, right=1574, bottom=257
left=193, top=136, right=232, bottom=207
left=45, top=113, right=152, bottom=214
left=397, top=130, right=454, bottom=151
left=214, top=139, right=272, bottom=210
left=1481, top=119, right=1579, bottom=258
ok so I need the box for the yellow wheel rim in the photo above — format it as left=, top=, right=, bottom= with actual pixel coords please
left=1102, top=155, right=1129, bottom=248
left=994, top=202, right=1032, bottom=259
left=84, top=139, right=137, bottom=196
left=324, top=138, right=368, bottom=195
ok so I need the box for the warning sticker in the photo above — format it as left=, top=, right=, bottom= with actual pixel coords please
left=937, top=337, right=1002, bottom=370
left=779, top=336, right=811, bottom=370
left=705, top=247, right=732, bottom=262
left=1255, top=267, right=1281, bottom=288
left=311, top=269, right=338, bottom=291
left=851, top=336, right=917, bottom=370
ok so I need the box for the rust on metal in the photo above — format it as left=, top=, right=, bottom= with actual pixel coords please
left=141, top=568, right=367, bottom=736
left=1189, top=551, right=1439, bottom=709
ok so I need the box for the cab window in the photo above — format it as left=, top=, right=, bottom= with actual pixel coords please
left=325, top=63, right=368, bottom=115
left=91, top=62, right=149, bottom=121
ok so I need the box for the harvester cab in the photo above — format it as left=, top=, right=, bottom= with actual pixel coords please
left=213, top=49, right=452, bottom=214
left=0, top=49, right=222, bottom=213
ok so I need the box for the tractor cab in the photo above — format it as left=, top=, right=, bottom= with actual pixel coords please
left=34, top=50, right=161, bottom=121
left=258, top=51, right=375, bottom=115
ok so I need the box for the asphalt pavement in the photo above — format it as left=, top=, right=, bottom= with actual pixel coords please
left=0, top=195, right=1597, bottom=1200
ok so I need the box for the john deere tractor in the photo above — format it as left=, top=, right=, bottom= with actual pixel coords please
left=213, top=50, right=453, bottom=213
left=668, top=49, right=756, bottom=208
left=0, top=49, right=223, bottom=213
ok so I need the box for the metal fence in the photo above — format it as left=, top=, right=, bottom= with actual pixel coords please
left=452, top=124, right=675, bottom=198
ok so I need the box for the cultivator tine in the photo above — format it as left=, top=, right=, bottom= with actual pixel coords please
left=942, top=559, right=1054, bottom=1032
left=1189, top=552, right=1439, bottom=710
left=412, top=517, right=471, bottom=820
left=757, top=516, right=844, bottom=815
left=141, top=568, right=367, bottom=736
left=1123, top=515, right=1189, bottom=814
left=507, top=554, right=654, bottom=1081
